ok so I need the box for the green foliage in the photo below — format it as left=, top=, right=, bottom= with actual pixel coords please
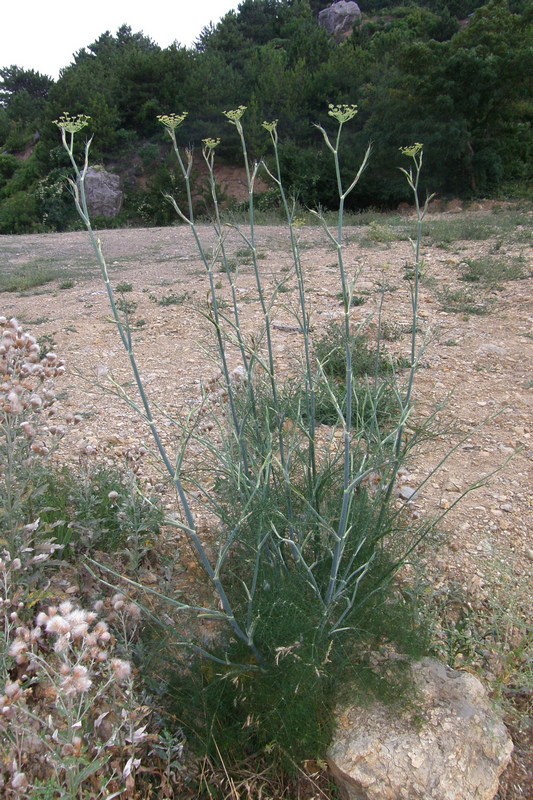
left=25, top=463, right=163, bottom=557
left=0, top=190, right=43, bottom=234
left=458, top=255, right=528, bottom=285
left=315, top=322, right=395, bottom=380
left=0, top=1, right=531, bottom=230
left=437, top=286, right=492, bottom=315
left=0, top=264, right=59, bottom=292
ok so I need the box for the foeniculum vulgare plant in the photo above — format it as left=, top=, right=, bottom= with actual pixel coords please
left=56, top=108, right=437, bottom=764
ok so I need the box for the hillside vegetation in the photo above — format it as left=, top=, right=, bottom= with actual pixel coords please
left=0, top=0, right=531, bottom=232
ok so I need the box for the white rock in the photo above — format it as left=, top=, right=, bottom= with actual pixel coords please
left=328, top=658, right=513, bottom=800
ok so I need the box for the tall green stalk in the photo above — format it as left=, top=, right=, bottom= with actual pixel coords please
left=314, top=105, right=371, bottom=609
left=55, top=113, right=264, bottom=668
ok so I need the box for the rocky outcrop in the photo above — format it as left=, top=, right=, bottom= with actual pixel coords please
left=318, top=1, right=362, bottom=43
left=328, top=658, right=513, bottom=800
left=82, top=166, right=123, bottom=218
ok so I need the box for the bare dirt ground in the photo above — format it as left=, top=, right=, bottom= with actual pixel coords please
left=1, top=210, right=531, bottom=797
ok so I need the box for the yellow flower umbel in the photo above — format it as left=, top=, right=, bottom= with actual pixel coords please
left=223, top=106, right=247, bottom=124
left=53, top=112, right=91, bottom=134
left=262, top=120, right=278, bottom=135
left=400, top=143, right=423, bottom=159
left=202, top=137, right=221, bottom=151
left=157, top=112, right=188, bottom=133
left=327, top=104, right=358, bottom=124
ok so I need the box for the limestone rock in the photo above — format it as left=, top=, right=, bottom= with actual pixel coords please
left=318, top=1, right=362, bottom=43
left=81, top=166, right=123, bottom=218
left=328, top=658, right=513, bottom=800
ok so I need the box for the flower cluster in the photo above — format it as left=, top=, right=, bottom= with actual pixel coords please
left=1, top=318, right=68, bottom=469
left=0, top=589, right=144, bottom=795
left=400, top=142, right=423, bottom=158
left=223, top=105, right=247, bottom=124
left=327, top=103, right=358, bottom=123
left=202, top=137, right=221, bottom=150
left=262, top=119, right=278, bottom=134
left=1, top=317, right=64, bottom=412
left=53, top=112, right=91, bottom=134
left=157, top=112, right=188, bottom=132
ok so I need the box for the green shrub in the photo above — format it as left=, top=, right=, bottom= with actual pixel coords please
left=0, top=190, right=42, bottom=234
left=25, top=463, right=163, bottom=559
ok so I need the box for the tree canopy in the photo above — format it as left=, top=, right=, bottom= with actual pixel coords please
left=0, top=1, right=531, bottom=232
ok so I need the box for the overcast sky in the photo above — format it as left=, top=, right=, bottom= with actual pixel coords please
left=1, top=0, right=242, bottom=79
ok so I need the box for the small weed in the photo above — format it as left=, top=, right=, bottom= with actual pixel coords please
left=27, top=463, right=164, bottom=560
left=219, top=259, right=238, bottom=273
left=135, top=318, right=147, bottom=328
left=116, top=297, right=137, bottom=315
left=380, top=321, right=404, bottom=342
left=437, top=287, right=491, bottom=316
left=459, top=256, right=527, bottom=286
left=59, top=279, right=74, bottom=290
left=157, top=291, right=190, bottom=306
left=315, top=323, right=394, bottom=380
left=37, top=332, right=58, bottom=353
left=336, top=292, right=366, bottom=306
left=360, top=221, right=397, bottom=248
left=115, top=281, right=133, bottom=293
left=24, top=316, right=49, bottom=326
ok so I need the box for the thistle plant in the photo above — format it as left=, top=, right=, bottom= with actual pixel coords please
left=0, top=317, right=68, bottom=553
left=0, top=547, right=150, bottom=798
left=56, top=109, right=440, bottom=764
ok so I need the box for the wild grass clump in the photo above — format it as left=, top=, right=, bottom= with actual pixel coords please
left=55, top=111, right=441, bottom=778
left=0, top=265, right=60, bottom=293
left=458, top=256, right=528, bottom=286
left=437, top=286, right=492, bottom=316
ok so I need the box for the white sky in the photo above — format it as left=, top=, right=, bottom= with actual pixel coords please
left=1, top=0, right=242, bottom=79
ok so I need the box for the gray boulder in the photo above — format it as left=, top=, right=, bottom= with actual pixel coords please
left=328, top=658, right=513, bottom=800
left=318, top=1, right=362, bottom=43
left=82, top=166, right=123, bottom=218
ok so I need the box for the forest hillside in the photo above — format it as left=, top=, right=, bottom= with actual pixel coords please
left=0, top=0, right=531, bottom=232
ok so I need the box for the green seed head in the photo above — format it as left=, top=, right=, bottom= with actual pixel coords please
left=223, top=106, right=247, bottom=123
left=262, top=120, right=278, bottom=134
left=400, top=143, right=423, bottom=158
left=157, top=112, right=188, bottom=131
left=53, top=113, right=91, bottom=133
left=327, top=104, right=358, bottom=123
left=202, top=137, right=221, bottom=150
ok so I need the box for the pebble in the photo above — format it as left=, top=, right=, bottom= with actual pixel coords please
left=399, top=486, right=417, bottom=501
left=525, top=549, right=533, bottom=563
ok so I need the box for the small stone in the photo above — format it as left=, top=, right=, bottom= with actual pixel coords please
left=500, top=503, right=513, bottom=513
left=445, top=481, right=462, bottom=493
left=399, top=486, right=417, bottom=501
left=525, top=548, right=533, bottom=563
left=476, top=343, right=507, bottom=357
